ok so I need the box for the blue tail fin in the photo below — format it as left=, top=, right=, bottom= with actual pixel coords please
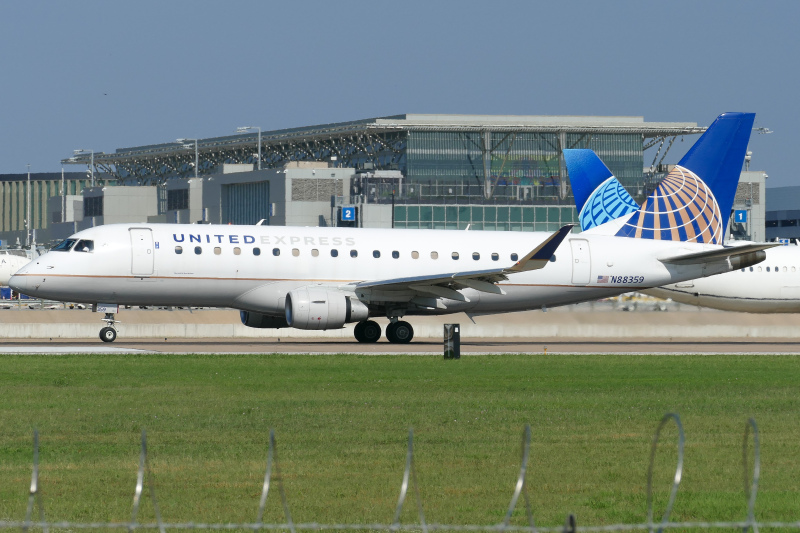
left=564, top=149, right=638, bottom=231
left=566, top=112, right=754, bottom=243
left=616, top=112, right=754, bottom=243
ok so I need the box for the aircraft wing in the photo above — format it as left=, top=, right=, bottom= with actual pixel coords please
left=658, top=242, right=779, bottom=265
left=353, top=225, right=574, bottom=302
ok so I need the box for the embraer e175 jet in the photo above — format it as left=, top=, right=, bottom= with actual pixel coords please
left=10, top=112, right=770, bottom=343
left=565, top=112, right=793, bottom=313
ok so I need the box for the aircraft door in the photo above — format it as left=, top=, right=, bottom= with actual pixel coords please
left=570, top=239, right=591, bottom=285
left=130, top=228, right=154, bottom=276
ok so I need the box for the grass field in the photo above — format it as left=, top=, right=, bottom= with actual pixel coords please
left=1, top=353, right=799, bottom=528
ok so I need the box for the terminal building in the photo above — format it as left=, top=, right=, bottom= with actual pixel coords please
left=766, top=186, right=800, bottom=241
left=0, top=114, right=768, bottom=248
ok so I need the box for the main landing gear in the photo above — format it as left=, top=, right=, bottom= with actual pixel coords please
left=353, top=320, right=381, bottom=343
left=99, top=312, right=118, bottom=343
left=353, top=318, right=414, bottom=344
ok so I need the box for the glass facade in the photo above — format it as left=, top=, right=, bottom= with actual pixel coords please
left=222, top=181, right=270, bottom=225
left=404, top=131, right=644, bottom=204
left=393, top=204, right=579, bottom=231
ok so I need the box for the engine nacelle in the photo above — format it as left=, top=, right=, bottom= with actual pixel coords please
left=240, top=311, right=289, bottom=329
left=285, top=289, right=369, bottom=330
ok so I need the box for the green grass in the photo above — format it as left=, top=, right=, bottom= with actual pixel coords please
left=1, top=354, right=799, bottom=527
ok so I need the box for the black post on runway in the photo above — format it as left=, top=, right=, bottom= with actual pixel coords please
left=444, top=324, right=460, bottom=359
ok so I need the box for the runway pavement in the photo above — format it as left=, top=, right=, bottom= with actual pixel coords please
left=2, top=337, right=800, bottom=355
left=2, top=302, right=800, bottom=354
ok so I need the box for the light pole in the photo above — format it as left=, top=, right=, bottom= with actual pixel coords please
left=177, top=138, right=199, bottom=178
left=73, top=149, right=95, bottom=187
left=237, top=126, right=262, bottom=170
left=26, top=164, right=30, bottom=247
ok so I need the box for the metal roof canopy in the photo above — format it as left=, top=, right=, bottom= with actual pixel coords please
left=62, top=114, right=704, bottom=184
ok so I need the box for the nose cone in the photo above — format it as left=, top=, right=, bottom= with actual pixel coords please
left=8, top=273, right=27, bottom=292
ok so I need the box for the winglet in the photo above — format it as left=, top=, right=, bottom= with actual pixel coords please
left=505, top=224, right=574, bottom=273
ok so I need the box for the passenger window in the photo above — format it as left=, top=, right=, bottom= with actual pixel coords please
left=311, top=249, right=319, bottom=257
left=350, top=250, right=358, bottom=258
left=292, top=248, right=300, bottom=257
left=430, top=251, right=438, bottom=259
left=411, top=251, right=419, bottom=259
left=511, top=253, right=519, bottom=261
left=793, top=267, right=797, bottom=272
left=194, top=246, right=202, bottom=255
left=253, top=247, right=261, bottom=256
left=767, top=267, right=771, bottom=272
left=273, top=248, right=280, bottom=256
left=392, top=251, right=400, bottom=259
left=373, top=250, right=381, bottom=258
left=75, top=240, right=94, bottom=252
left=757, top=266, right=762, bottom=272
left=784, top=266, right=788, bottom=272
left=175, top=246, right=183, bottom=255
left=233, top=247, right=241, bottom=256
left=472, top=252, right=480, bottom=260
left=749, top=267, right=754, bottom=272
left=452, top=252, right=459, bottom=260
left=331, top=249, right=338, bottom=257
left=214, top=247, right=222, bottom=255
left=53, top=238, right=77, bottom=251
left=491, top=253, right=499, bottom=261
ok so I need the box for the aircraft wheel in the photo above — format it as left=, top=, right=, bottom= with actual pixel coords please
left=100, top=327, right=117, bottom=343
left=354, top=321, right=366, bottom=342
left=359, top=320, right=381, bottom=343
left=386, top=322, right=397, bottom=343
left=388, top=321, right=413, bottom=344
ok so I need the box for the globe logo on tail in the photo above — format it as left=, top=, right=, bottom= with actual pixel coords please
left=579, top=177, right=639, bottom=231
left=615, top=166, right=723, bottom=244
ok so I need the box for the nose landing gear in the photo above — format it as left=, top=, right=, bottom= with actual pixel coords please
left=99, top=312, right=118, bottom=343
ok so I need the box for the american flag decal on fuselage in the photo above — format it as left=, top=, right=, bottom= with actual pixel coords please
left=615, top=166, right=723, bottom=244
left=597, top=275, right=609, bottom=283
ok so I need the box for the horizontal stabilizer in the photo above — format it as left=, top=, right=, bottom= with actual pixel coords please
left=659, top=243, right=778, bottom=265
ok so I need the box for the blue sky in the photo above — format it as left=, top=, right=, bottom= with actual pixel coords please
left=1, top=1, right=796, bottom=186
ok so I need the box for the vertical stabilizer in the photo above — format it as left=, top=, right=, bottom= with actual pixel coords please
left=564, top=149, right=638, bottom=231
left=614, top=112, right=755, bottom=243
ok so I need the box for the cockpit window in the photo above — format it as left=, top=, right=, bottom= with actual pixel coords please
left=75, top=240, right=94, bottom=253
left=52, top=238, right=77, bottom=251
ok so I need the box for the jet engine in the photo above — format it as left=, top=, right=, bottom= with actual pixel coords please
left=240, top=311, right=289, bottom=329
left=285, top=289, right=369, bottom=330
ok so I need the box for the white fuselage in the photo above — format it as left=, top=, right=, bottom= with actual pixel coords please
left=646, top=244, right=800, bottom=312
left=11, top=223, right=739, bottom=320
left=0, top=251, right=30, bottom=286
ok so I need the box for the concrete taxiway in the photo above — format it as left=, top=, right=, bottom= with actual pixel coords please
left=1, top=301, right=799, bottom=354
left=1, top=337, right=800, bottom=355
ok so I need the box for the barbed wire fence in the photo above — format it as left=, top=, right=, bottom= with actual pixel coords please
left=1, top=414, right=796, bottom=533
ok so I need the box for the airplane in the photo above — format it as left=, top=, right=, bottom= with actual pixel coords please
left=564, top=111, right=797, bottom=312
left=10, top=112, right=770, bottom=343
left=0, top=249, right=30, bottom=286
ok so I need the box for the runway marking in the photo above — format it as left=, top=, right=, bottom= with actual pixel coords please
left=0, top=346, right=156, bottom=354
